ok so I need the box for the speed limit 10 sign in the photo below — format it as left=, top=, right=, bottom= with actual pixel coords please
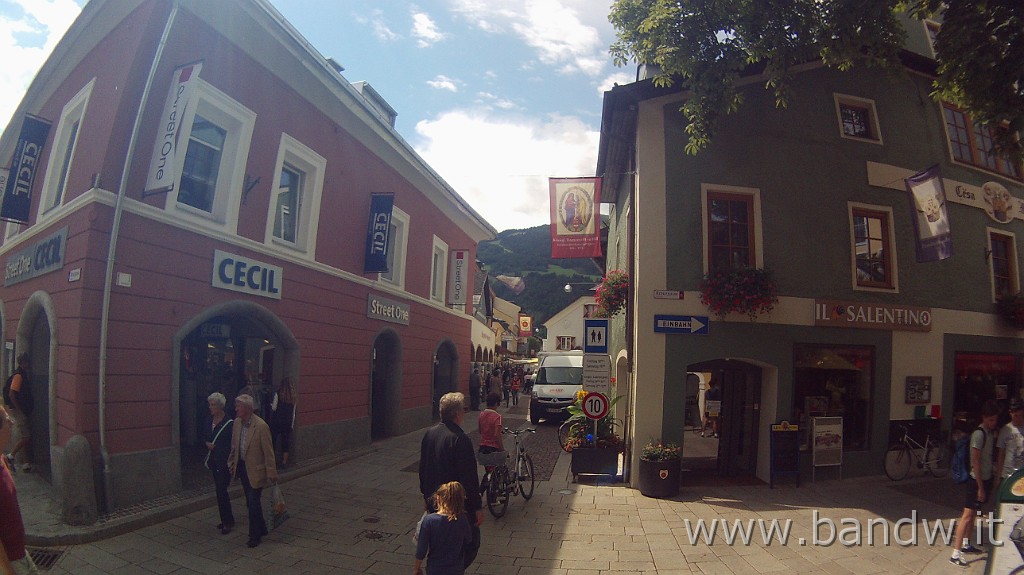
left=581, top=392, right=610, bottom=420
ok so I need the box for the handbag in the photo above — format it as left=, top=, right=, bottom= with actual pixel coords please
left=203, top=419, right=231, bottom=470
left=267, top=484, right=289, bottom=529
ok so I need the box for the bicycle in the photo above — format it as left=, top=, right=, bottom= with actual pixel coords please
left=558, top=419, right=587, bottom=452
left=480, top=427, right=536, bottom=518
left=883, top=424, right=949, bottom=481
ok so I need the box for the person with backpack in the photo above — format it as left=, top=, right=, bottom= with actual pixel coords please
left=950, top=399, right=1000, bottom=567
left=997, top=399, right=1024, bottom=493
left=2, top=353, right=33, bottom=473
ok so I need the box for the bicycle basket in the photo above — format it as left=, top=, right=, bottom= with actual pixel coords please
left=476, top=451, right=508, bottom=467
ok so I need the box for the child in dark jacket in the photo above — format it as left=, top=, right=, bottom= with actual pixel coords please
left=414, top=481, right=472, bottom=575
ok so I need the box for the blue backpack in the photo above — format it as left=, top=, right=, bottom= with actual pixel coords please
left=951, top=427, right=986, bottom=484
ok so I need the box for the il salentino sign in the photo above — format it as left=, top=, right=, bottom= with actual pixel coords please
left=814, top=300, right=932, bottom=332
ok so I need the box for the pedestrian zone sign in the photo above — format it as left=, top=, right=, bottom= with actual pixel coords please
left=583, top=319, right=608, bottom=353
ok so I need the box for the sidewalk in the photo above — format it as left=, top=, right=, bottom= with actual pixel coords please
left=14, top=401, right=988, bottom=574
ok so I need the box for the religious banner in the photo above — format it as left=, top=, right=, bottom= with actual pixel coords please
left=144, top=61, right=203, bottom=196
left=549, top=177, right=602, bottom=258
left=1, top=114, right=52, bottom=223
left=518, top=314, right=532, bottom=338
left=905, top=165, right=952, bottom=262
left=363, top=193, right=394, bottom=273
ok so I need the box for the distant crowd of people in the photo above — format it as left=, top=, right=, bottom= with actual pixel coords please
left=468, top=364, right=531, bottom=411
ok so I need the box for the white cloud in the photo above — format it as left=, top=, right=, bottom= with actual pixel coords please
left=411, top=11, right=445, bottom=47
left=476, top=92, right=518, bottom=110
left=413, top=109, right=598, bottom=232
left=597, top=71, right=635, bottom=96
left=0, top=0, right=81, bottom=132
left=427, top=75, right=458, bottom=92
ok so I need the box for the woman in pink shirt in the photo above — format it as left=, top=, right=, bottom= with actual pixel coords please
left=478, top=392, right=504, bottom=454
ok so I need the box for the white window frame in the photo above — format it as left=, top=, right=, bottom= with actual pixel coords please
left=162, top=79, right=255, bottom=233
left=39, top=78, right=95, bottom=220
left=263, top=133, right=326, bottom=257
left=379, top=206, right=409, bottom=289
left=430, top=236, right=449, bottom=303
left=700, top=183, right=764, bottom=275
left=988, top=228, right=1019, bottom=302
left=834, top=93, right=883, bottom=145
left=848, top=202, right=899, bottom=293
left=557, top=336, right=576, bottom=350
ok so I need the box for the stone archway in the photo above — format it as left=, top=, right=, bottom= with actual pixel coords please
left=15, top=291, right=58, bottom=483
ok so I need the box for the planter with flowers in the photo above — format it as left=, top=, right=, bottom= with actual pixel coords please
left=595, top=270, right=629, bottom=317
left=637, top=440, right=681, bottom=498
left=699, top=266, right=778, bottom=321
left=997, top=292, right=1024, bottom=330
left=562, top=390, right=624, bottom=481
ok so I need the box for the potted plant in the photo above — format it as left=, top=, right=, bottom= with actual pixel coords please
left=562, top=390, right=624, bottom=481
left=996, top=292, right=1024, bottom=330
left=637, top=440, right=681, bottom=498
left=595, top=270, right=629, bottom=317
left=698, top=266, right=778, bottom=320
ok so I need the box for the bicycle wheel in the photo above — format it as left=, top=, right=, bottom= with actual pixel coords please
left=883, top=443, right=912, bottom=480
left=926, top=443, right=949, bottom=477
left=558, top=421, right=583, bottom=452
left=486, top=467, right=509, bottom=518
left=517, top=454, right=535, bottom=500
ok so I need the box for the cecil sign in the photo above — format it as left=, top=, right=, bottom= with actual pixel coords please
left=211, top=250, right=282, bottom=300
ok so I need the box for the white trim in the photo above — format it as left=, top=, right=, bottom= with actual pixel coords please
left=699, top=183, right=764, bottom=275
left=430, top=235, right=448, bottom=303
left=379, top=206, right=409, bottom=290
left=988, top=227, right=1019, bottom=302
left=162, top=79, right=255, bottom=234
left=833, top=93, right=883, bottom=145
left=263, top=132, right=327, bottom=258
left=38, top=78, right=95, bottom=222
left=848, top=202, right=900, bottom=293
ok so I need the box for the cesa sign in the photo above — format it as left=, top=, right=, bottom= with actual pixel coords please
left=211, top=250, right=282, bottom=300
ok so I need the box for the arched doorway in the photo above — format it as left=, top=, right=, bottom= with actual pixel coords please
left=432, top=340, right=458, bottom=420
left=173, top=302, right=298, bottom=490
left=686, top=359, right=762, bottom=478
left=15, top=291, right=57, bottom=483
left=371, top=330, right=402, bottom=440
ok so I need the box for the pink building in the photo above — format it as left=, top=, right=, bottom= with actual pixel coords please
left=0, top=0, right=493, bottom=514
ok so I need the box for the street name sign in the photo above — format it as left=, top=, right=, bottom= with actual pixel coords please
left=653, top=315, right=709, bottom=335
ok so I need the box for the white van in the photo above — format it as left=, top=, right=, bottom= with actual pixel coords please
left=530, top=351, right=583, bottom=424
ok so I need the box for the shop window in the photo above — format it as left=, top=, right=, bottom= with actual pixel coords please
left=850, top=205, right=896, bottom=290
left=834, top=94, right=882, bottom=144
left=39, top=78, right=94, bottom=218
left=264, top=133, right=326, bottom=256
left=989, top=231, right=1018, bottom=300
left=704, top=188, right=760, bottom=271
left=379, top=207, right=409, bottom=289
left=954, top=353, right=1017, bottom=430
left=793, top=345, right=873, bottom=451
left=942, top=103, right=1022, bottom=180
left=430, top=236, right=448, bottom=303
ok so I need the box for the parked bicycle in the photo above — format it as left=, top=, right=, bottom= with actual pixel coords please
left=883, top=424, right=949, bottom=481
left=479, top=427, right=536, bottom=518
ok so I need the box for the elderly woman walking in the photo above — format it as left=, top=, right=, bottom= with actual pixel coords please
left=205, top=392, right=234, bottom=535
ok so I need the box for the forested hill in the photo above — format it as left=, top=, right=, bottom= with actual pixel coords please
left=477, top=224, right=602, bottom=325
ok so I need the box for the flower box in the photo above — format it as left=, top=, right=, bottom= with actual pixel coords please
left=637, top=458, right=681, bottom=498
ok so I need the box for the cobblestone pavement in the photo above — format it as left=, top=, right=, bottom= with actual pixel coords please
left=15, top=403, right=990, bottom=574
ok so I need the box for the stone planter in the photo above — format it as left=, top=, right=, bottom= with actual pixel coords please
left=570, top=447, right=619, bottom=482
left=637, top=458, right=681, bottom=498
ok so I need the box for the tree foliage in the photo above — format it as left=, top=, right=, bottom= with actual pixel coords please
left=609, top=0, right=1024, bottom=160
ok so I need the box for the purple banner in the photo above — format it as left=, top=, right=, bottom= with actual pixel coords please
left=906, top=165, right=952, bottom=262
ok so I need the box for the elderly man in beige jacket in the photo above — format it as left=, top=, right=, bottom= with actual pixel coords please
left=228, top=394, right=277, bottom=548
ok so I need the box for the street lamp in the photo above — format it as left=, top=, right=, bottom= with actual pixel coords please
left=564, top=282, right=598, bottom=293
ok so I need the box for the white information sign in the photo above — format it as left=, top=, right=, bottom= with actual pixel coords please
left=582, top=353, right=611, bottom=395
left=812, top=416, right=843, bottom=481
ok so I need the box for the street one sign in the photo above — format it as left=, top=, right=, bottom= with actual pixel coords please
left=653, top=314, right=709, bottom=335
left=581, top=392, right=609, bottom=420
left=582, top=353, right=611, bottom=395
left=583, top=318, right=608, bottom=353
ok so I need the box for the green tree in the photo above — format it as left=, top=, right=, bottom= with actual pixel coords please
left=609, top=0, right=1024, bottom=160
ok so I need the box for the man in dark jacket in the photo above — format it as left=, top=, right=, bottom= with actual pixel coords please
left=419, top=392, right=483, bottom=566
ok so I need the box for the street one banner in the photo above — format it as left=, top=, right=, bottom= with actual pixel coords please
left=144, top=61, right=203, bottom=196
left=448, top=249, right=469, bottom=305
left=518, top=314, right=533, bottom=338
left=549, top=177, right=602, bottom=258
left=905, top=165, right=953, bottom=262
left=363, top=193, right=394, bottom=273
left=0, top=114, right=52, bottom=223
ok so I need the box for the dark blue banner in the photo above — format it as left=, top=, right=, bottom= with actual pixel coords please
left=363, top=193, right=394, bottom=273
left=0, top=115, right=52, bottom=223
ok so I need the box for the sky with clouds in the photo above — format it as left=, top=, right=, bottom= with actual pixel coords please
left=0, top=0, right=634, bottom=232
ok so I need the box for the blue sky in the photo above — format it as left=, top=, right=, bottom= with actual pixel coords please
left=0, top=0, right=632, bottom=232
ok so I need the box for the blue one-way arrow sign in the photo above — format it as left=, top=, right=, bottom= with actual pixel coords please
left=653, top=315, right=709, bottom=335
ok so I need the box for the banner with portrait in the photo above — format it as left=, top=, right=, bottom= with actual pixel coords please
left=905, top=165, right=952, bottom=262
left=549, top=177, right=602, bottom=259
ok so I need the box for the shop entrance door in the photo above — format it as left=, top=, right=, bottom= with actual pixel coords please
left=28, top=315, right=52, bottom=482
left=371, top=331, right=401, bottom=440
left=688, top=359, right=761, bottom=477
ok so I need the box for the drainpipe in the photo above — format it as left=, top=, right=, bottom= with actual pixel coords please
left=98, top=0, right=179, bottom=511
